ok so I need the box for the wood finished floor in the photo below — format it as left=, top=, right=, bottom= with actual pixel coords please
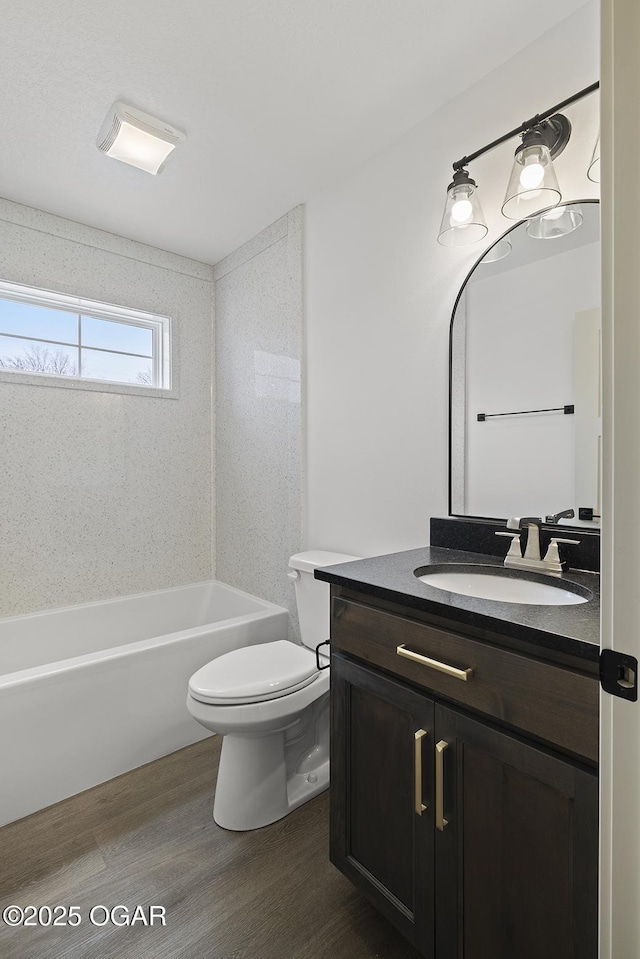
left=0, top=737, right=421, bottom=959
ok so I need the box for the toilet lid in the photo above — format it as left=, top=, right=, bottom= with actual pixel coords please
left=188, top=641, right=319, bottom=705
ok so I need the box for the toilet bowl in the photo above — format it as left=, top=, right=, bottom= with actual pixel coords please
left=186, top=549, right=360, bottom=831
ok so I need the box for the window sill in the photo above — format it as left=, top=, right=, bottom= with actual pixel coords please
left=0, top=369, right=179, bottom=399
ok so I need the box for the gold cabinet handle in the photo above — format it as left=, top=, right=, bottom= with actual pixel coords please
left=435, top=740, right=449, bottom=831
left=414, top=729, right=428, bottom=815
left=397, top=644, right=473, bottom=682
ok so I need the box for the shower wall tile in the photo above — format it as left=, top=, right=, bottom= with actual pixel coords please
left=0, top=198, right=212, bottom=281
left=0, top=200, right=214, bottom=617
left=214, top=207, right=303, bottom=641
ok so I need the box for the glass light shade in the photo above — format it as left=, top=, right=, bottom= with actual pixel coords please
left=437, top=174, right=488, bottom=248
left=482, top=238, right=512, bottom=262
left=527, top=204, right=584, bottom=239
left=502, top=138, right=562, bottom=220
left=587, top=134, right=600, bottom=183
left=104, top=122, right=176, bottom=174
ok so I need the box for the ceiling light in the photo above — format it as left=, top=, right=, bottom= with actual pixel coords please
left=96, top=102, right=185, bottom=175
left=526, top=203, right=584, bottom=239
left=437, top=169, right=488, bottom=248
left=587, top=133, right=600, bottom=183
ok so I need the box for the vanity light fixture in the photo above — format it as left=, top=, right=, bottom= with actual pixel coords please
left=526, top=203, right=584, bottom=239
left=438, top=81, right=599, bottom=247
left=587, top=133, right=600, bottom=183
left=96, top=102, right=185, bottom=175
left=437, top=169, right=488, bottom=247
left=501, top=117, right=569, bottom=220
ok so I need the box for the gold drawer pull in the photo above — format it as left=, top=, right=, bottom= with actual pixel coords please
left=396, top=644, right=473, bottom=681
left=414, top=729, right=428, bottom=815
left=435, top=740, right=449, bottom=831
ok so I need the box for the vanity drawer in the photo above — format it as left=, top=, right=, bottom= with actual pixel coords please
left=330, top=596, right=599, bottom=763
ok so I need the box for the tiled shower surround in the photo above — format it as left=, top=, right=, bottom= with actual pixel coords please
left=0, top=197, right=304, bottom=637
left=213, top=208, right=304, bottom=642
left=0, top=199, right=214, bottom=617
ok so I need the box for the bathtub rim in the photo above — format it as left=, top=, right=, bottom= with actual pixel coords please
left=0, top=579, right=289, bottom=692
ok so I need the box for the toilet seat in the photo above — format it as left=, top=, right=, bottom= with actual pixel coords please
left=188, top=640, right=321, bottom=705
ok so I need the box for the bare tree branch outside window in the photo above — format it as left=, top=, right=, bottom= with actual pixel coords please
left=0, top=345, right=78, bottom=376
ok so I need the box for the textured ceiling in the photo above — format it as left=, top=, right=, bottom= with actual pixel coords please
left=0, top=0, right=590, bottom=263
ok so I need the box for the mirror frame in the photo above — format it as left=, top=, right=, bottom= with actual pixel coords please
left=447, top=198, right=600, bottom=531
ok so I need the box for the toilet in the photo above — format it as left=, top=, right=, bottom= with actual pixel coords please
left=186, top=549, right=360, bottom=831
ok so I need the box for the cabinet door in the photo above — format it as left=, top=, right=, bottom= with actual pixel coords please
left=434, top=704, right=598, bottom=959
left=331, top=653, right=435, bottom=954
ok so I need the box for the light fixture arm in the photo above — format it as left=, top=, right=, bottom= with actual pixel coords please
left=452, top=81, right=599, bottom=173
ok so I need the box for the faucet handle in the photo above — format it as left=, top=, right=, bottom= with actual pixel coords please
left=496, top=530, right=522, bottom=563
left=543, top=537, right=581, bottom=571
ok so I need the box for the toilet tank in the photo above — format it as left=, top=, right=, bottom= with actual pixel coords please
left=289, top=550, right=361, bottom=651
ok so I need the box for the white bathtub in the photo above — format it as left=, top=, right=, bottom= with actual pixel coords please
left=0, top=581, right=288, bottom=827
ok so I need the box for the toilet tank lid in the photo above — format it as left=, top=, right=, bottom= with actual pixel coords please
left=289, top=550, right=361, bottom=573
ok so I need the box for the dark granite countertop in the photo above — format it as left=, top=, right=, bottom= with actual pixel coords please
left=315, top=546, right=600, bottom=664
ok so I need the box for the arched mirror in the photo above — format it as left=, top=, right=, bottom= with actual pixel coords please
left=449, top=200, right=601, bottom=527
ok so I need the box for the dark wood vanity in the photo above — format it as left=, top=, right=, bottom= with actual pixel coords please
left=319, top=544, right=599, bottom=959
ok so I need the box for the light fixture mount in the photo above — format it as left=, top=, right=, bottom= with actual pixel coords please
left=528, top=114, right=572, bottom=159
left=451, top=84, right=596, bottom=174
left=447, top=168, right=476, bottom=192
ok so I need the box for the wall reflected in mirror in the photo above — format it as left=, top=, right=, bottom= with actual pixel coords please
left=450, top=201, right=601, bottom=526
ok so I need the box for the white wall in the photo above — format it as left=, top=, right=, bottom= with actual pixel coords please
left=214, top=209, right=303, bottom=641
left=305, top=2, right=600, bottom=557
left=465, top=241, right=600, bottom=518
left=0, top=199, right=214, bottom=617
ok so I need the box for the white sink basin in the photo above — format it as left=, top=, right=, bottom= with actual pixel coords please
left=416, top=568, right=589, bottom=605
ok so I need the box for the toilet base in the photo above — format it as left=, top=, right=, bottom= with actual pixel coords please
left=213, top=731, right=329, bottom=831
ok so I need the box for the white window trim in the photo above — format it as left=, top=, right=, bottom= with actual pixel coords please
left=0, top=279, right=175, bottom=398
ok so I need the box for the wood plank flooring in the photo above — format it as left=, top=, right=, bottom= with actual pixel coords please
left=0, top=737, right=422, bottom=959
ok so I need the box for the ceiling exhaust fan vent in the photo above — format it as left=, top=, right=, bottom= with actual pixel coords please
left=97, top=115, right=122, bottom=154
left=96, top=101, right=185, bottom=175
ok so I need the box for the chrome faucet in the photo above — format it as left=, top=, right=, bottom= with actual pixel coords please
left=545, top=508, right=575, bottom=525
left=496, top=516, right=580, bottom=574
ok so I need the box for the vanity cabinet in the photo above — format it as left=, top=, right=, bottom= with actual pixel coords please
left=331, top=654, right=436, bottom=949
left=329, top=590, right=599, bottom=959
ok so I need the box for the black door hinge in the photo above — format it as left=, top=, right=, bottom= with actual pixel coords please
left=600, top=649, right=638, bottom=701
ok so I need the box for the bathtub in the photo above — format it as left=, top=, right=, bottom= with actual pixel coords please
left=0, top=581, right=288, bottom=827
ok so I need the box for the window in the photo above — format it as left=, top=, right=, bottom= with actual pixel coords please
left=0, top=280, right=171, bottom=391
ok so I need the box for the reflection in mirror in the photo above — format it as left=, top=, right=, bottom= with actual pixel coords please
left=450, top=201, right=600, bottom=527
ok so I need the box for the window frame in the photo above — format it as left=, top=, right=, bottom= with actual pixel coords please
left=0, top=279, right=173, bottom=396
